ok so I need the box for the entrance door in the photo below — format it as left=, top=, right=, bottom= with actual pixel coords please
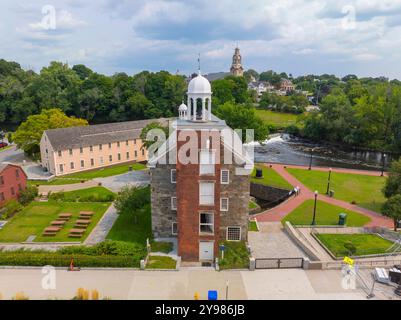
left=199, top=241, right=214, bottom=261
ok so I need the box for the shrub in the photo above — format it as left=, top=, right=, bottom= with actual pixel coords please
left=50, top=191, right=65, bottom=201
left=91, top=290, right=99, bottom=300
left=2, top=200, right=23, bottom=219
left=13, top=292, right=29, bottom=300
left=114, top=186, right=150, bottom=223
left=18, top=185, right=38, bottom=205
left=344, top=241, right=357, bottom=256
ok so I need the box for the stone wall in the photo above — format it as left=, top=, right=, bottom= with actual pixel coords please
left=150, top=164, right=176, bottom=238
left=250, top=182, right=290, bottom=205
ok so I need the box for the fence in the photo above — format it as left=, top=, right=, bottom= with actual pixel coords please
left=255, top=258, right=304, bottom=269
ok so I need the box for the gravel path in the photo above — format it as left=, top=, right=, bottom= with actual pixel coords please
left=84, top=204, right=118, bottom=245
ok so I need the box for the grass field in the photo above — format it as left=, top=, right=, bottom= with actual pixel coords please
left=62, top=162, right=147, bottom=180
left=146, top=256, right=176, bottom=269
left=282, top=200, right=371, bottom=227
left=286, top=168, right=386, bottom=212
left=218, top=241, right=250, bottom=270
left=49, top=187, right=115, bottom=202
left=28, top=179, right=86, bottom=186
left=316, top=233, right=396, bottom=257
left=248, top=220, right=259, bottom=231
left=0, top=201, right=110, bottom=243
left=251, top=165, right=293, bottom=190
left=106, top=204, right=151, bottom=246
left=249, top=200, right=258, bottom=209
left=255, top=109, right=300, bottom=128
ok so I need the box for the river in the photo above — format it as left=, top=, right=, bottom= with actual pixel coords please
left=251, top=134, right=397, bottom=171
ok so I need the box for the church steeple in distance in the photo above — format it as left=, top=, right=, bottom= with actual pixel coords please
left=230, top=46, right=244, bottom=77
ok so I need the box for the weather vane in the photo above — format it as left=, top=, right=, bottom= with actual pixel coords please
left=198, top=53, right=201, bottom=72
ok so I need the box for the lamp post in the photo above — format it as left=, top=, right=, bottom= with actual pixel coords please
left=308, top=148, right=314, bottom=170
left=311, top=191, right=318, bottom=225
left=326, top=168, right=332, bottom=195
left=381, top=153, right=386, bottom=177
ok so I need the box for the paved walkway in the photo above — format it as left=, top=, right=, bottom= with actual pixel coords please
left=84, top=204, right=118, bottom=245
left=94, top=170, right=150, bottom=193
left=38, top=180, right=100, bottom=195
left=248, top=222, right=307, bottom=258
left=255, top=164, right=393, bottom=228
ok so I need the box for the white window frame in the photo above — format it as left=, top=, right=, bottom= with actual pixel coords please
left=226, top=226, right=241, bottom=241
left=171, top=197, right=177, bottom=210
left=199, top=212, right=214, bottom=234
left=199, top=182, right=214, bottom=205
left=221, top=170, right=230, bottom=184
left=172, top=222, right=178, bottom=235
left=199, top=149, right=215, bottom=176
left=171, top=169, right=177, bottom=183
left=220, top=197, right=229, bottom=211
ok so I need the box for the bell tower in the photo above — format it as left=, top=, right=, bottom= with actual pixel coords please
left=230, top=47, right=244, bottom=77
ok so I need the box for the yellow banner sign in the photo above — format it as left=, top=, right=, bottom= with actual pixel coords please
left=343, top=257, right=354, bottom=266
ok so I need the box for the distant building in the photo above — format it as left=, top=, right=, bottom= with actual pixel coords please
left=40, top=119, right=169, bottom=176
left=0, top=164, right=27, bottom=207
left=248, top=81, right=275, bottom=100
left=230, top=47, right=244, bottom=77
left=280, top=79, right=295, bottom=92
left=149, top=70, right=252, bottom=262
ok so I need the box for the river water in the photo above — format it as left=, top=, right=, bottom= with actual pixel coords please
left=251, top=134, right=397, bottom=171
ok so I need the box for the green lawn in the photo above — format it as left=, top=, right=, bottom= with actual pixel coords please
left=151, top=241, right=173, bottom=254
left=316, top=233, right=396, bottom=258
left=49, top=187, right=115, bottom=202
left=251, top=166, right=293, bottom=190
left=28, top=179, right=87, bottom=186
left=218, top=241, right=250, bottom=270
left=146, top=256, right=176, bottom=269
left=282, top=200, right=371, bottom=227
left=0, top=201, right=110, bottom=243
left=286, top=168, right=386, bottom=212
left=248, top=220, right=259, bottom=232
left=62, top=162, right=146, bottom=179
left=0, top=145, right=13, bottom=152
left=255, top=109, right=299, bottom=128
left=106, top=204, right=151, bottom=246
left=249, top=200, right=258, bottom=209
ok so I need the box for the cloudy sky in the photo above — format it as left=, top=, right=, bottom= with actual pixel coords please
left=2, top=0, right=401, bottom=78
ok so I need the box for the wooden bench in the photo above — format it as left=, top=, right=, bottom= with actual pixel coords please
left=42, top=226, right=61, bottom=236
left=79, top=211, right=94, bottom=219
left=68, top=228, right=85, bottom=238
left=51, top=220, right=66, bottom=227
left=58, top=213, right=73, bottom=221
left=75, top=219, right=91, bottom=225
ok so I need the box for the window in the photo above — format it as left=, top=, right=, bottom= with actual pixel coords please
left=126, top=152, right=130, bottom=160
left=18, top=184, right=22, bottom=191
left=200, top=150, right=215, bottom=175
left=81, top=160, right=85, bottom=168
left=10, top=187, right=15, bottom=196
left=0, top=192, right=4, bottom=201
left=134, top=150, right=138, bottom=158
left=118, top=153, right=121, bottom=161
left=99, top=144, right=103, bottom=151
left=142, top=149, right=145, bottom=156
left=91, top=158, right=94, bottom=166
left=171, top=197, right=177, bottom=210
left=46, top=149, right=48, bottom=154
left=134, top=139, right=137, bottom=145
left=221, top=170, right=230, bottom=184
left=58, top=150, right=61, bottom=157
left=227, top=227, right=241, bottom=241
left=126, top=140, right=129, bottom=146
left=100, top=157, right=104, bottom=165
left=109, top=155, right=113, bottom=162
left=0, top=176, right=3, bottom=185
left=199, top=182, right=214, bottom=205
left=16, top=169, right=19, bottom=178
left=170, top=169, right=177, bottom=183
left=80, top=147, right=83, bottom=154
left=108, top=143, right=112, bottom=149
left=59, top=164, right=64, bottom=173
left=200, top=212, right=214, bottom=234
left=70, top=162, right=75, bottom=170
left=172, top=222, right=178, bottom=235
left=90, top=145, right=93, bottom=152
left=220, top=198, right=229, bottom=211
left=117, top=141, right=120, bottom=148
left=69, top=149, right=73, bottom=155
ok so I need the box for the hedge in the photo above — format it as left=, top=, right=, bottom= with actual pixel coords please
left=0, top=253, right=139, bottom=268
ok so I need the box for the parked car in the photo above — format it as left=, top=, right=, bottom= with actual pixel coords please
left=0, top=142, right=9, bottom=149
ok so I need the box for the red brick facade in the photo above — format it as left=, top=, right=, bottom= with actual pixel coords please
left=0, top=164, right=27, bottom=207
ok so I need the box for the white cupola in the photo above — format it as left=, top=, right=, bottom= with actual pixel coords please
left=187, top=70, right=212, bottom=121
left=178, top=102, right=188, bottom=120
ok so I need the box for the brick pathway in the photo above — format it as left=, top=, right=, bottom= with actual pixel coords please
left=255, top=164, right=393, bottom=228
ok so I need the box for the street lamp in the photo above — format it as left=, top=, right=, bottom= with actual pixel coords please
left=314, top=79, right=322, bottom=106
left=381, top=153, right=387, bottom=177
left=311, top=191, right=318, bottom=225
left=308, top=148, right=314, bottom=170
left=326, top=168, right=332, bottom=195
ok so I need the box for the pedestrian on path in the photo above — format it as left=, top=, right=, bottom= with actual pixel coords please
left=297, top=186, right=301, bottom=195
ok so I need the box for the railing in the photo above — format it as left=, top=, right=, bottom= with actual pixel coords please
left=255, top=258, right=304, bottom=269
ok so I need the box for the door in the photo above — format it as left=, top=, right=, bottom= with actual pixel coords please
left=199, top=241, right=214, bottom=261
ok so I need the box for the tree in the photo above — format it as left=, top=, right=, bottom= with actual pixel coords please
left=13, top=108, right=88, bottom=156
left=382, top=194, right=401, bottom=231
left=214, top=102, right=269, bottom=142
left=114, top=186, right=150, bottom=224
left=18, top=185, right=38, bottom=205
left=140, top=122, right=169, bottom=150
left=383, top=159, right=401, bottom=198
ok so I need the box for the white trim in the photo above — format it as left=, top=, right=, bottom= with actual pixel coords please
left=226, top=226, right=241, bottom=241
left=171, top=196, right=177, bottom=210
left=221, top=170, right=230, bottom=184
left=170, top=169, right=177, bottom=183
left=220, top=197, right=229, bottom=211
left=199, top=212, right=214, bottom=235
left=172, top=222, right=178, bottom=235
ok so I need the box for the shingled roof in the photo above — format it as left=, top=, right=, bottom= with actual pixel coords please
left=44, top=118, right=170, bottom=151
